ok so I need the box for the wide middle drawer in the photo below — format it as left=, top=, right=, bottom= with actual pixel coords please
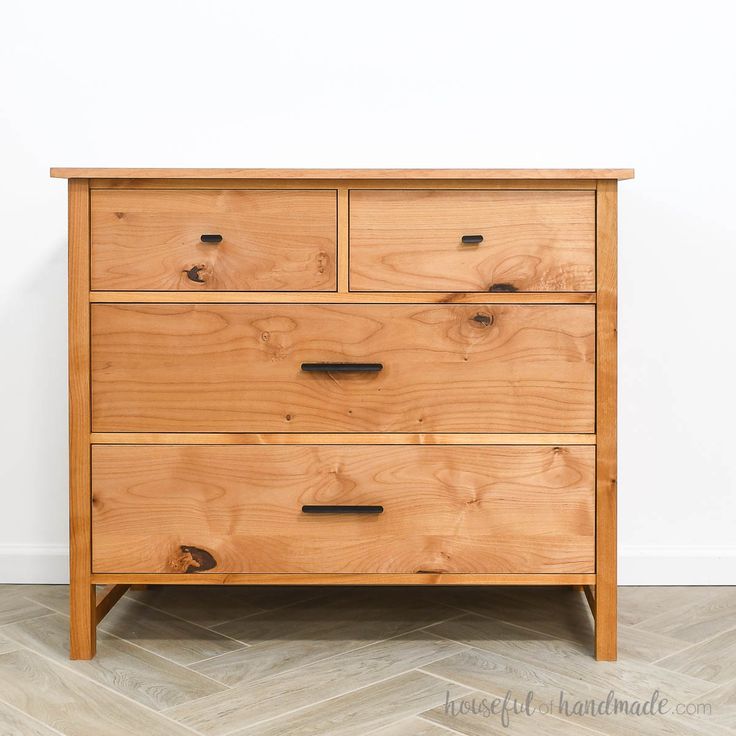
left=91, top=303, right=595, bottom=433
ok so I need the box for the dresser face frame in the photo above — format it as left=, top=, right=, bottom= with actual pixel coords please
left=57, top=169, right=629, bottom=661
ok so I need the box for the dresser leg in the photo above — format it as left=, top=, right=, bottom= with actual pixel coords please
left=70, top=581, right=96, bottom=659
left=594, top=580, right=617, bottom=661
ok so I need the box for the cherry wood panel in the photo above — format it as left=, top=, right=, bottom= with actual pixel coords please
left=595, top=179, right=618, bottom=660
left=91, top=190, right=336, bottom=291
left=91, top=573, right=597, bottom=585
left=91, top=179, right=600, bottom=191
left=89, top=433, right=596, bottom=445
left=89, top=291, right=596, bottom=304
left=68, top=179, right=95, bottom=659
left=91, top=445, right=596, bottom=574
left=51, top=167, right=635, bottom=179
left=349, top=190, right=595, bottom=292
left=91, top=303, right=595, bottom=433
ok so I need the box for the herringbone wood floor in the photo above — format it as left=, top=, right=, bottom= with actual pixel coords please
left=0, top=585, right=733, bottom=735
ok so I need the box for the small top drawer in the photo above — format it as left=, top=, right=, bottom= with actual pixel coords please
left=91, top=189, right=337, bottom=291
left=349, top=190, right=595, bottom=292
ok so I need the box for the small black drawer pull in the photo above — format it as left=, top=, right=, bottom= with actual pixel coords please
left=200, top=234, right=223, bottom=244
left=461, top=234, right=484, bottom=245
left=302, top=505, right=384, bottom=514
left=301, top=362, right=383, bottom=373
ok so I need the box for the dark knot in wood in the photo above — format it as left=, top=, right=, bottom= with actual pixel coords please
left=488, top=283, right=518, bottom=292
left=471, top=313, right=493, bottom=327
left=179, top=545, right=217, bottom=573
left=185, top=265, right=207, bottom=283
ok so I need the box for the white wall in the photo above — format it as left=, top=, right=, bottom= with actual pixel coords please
left=1, top=0, right=734, bottom=584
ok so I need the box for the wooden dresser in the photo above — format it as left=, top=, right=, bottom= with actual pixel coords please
left=51, top=168, right=633, bottom=661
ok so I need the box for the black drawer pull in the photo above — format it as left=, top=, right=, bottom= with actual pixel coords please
left=302, top=505, right=384, bottom=514
left=461, top=234, right=484, bottom=245
left=200, top=234, right=223, bottom=244
left=301, top=362, right=383, bottom=373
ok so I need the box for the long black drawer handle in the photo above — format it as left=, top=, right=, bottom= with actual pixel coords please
left=461, top=234, right=484, bottom=245
left=200, top=234, right=223, bottom=244
left=301, top=362, right=383, bottom=373
left=302, top=505, right=384, bottom=514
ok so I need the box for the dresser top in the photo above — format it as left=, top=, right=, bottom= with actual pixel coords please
left=50, top=168, right=634, bottom=180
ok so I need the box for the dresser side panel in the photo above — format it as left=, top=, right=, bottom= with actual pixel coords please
left=595, top=178, right=618, bottom=660
left=68, top=178, right=95, bottom=658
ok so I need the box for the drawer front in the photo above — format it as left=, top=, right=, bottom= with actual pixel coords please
left=92, top=445, right=595, bottom=574
left=349, top=190, right=595, bottom=292
left=91, top=303, right=595, bottom=433
left=91, top=190, right=337, bottom=291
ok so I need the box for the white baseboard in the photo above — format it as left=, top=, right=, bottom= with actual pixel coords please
left=0, top=544, right=734, bottom=586
left=619, top=546, right=736, bottom=585
left=0, top=544, right=69, bottom=584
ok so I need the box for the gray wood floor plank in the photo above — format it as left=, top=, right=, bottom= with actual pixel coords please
left=0, top=590, right=55, bottom=627
left=98, top=597, right=246, bottom=666
left=618, top=587, right=735, bottom=627
left=616, top=625, right=687, bottom=664
left=423, top=637, right=715, bottom=705
left=2, top=613, right=227, bottom=711
left=699, top=679, right=736, bottom=729
left=427, top=614, right=689, bottom=666
left=196, top=595, right=460, bottom=686
left=167, top=632, right=464, bottom=734
left=127, top=585, right=323, bottom=629
left=18, top=585, right=246, bottom=666
left=0, top=631, right=19, bottom=655
left=656, top=626, right=736, bottom=685
left=422, top=646, right=603, bottom=702
left=702, top=677, right=736, bottom=705
left=0, top=700, right=63, bottom=736
left=234, top=671, right=470, bottom=736
left=429, top=587, right=595, bottom=645
left=634, top=588, right=736, bottom=643
left=14, top=586, right=70, bottom=616
left=0, top=649, right=198, bottom=736
left=366, top=716, right=458, bottom=735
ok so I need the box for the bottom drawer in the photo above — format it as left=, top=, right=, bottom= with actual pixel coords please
left=91, top=445, right=595, bottom=574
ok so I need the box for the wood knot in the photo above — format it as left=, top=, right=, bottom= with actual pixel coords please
left=488, top=283, right=518, bottom=292
left=172, top=545, right=217, bottom=573
left=185, top=265, right=207, bottom=283
left=471, top=313, right=493, bottom=327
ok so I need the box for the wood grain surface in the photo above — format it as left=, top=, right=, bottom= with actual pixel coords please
left=67, top=179, right=96, bottom=660
left=90, top=573, right=596, bottom=585
left=51, top=167, right=635, bottom=179
left=595, top=179, right=618, bottom=660
left=91, top=445, right=595, bottom=574
left=89, top=291, right=596, bottom=304
left=90, top=303, right=595, bottom=433
left=91, top=189, right=337, bottom=291
left=349, top=190, right=595, bottom=292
